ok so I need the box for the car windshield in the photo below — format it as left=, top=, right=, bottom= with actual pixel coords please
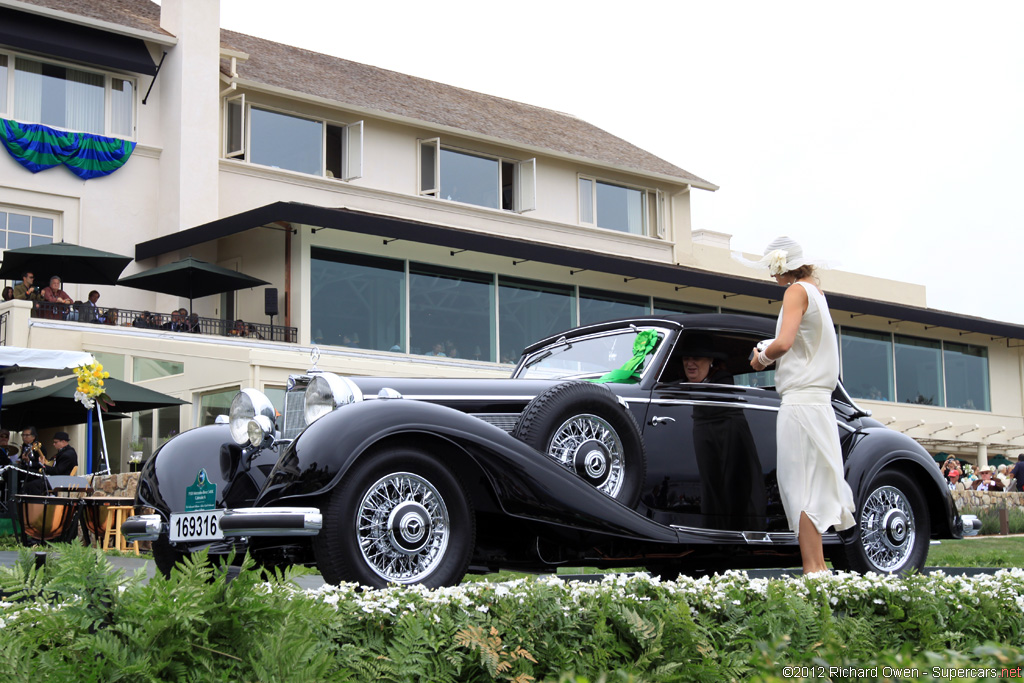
left=515, top=328, right=665, bottom=380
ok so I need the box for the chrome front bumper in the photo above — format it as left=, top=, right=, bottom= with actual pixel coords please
left=122, top=507, right=322, bottom=542
left=219, top=507, right=322, bottom=537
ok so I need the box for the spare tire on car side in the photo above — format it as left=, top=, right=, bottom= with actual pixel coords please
left=512, top=381, right=646, bottom=508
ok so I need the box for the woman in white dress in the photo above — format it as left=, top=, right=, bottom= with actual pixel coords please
left=748, top=237, right=856, bottom=574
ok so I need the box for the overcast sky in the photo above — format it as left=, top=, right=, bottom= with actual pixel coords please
left=220, top=0, right=1024, bottom=326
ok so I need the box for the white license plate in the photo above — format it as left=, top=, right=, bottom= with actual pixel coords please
left=170, top=510, right=225, bottom=542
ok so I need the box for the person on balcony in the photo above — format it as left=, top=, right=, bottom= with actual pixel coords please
left=13, top=271, right=41, bottom=302
left=41, top=276, right=78, bottom=321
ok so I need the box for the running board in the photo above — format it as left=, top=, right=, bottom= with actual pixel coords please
left=669, top=525, right=841, bottom=546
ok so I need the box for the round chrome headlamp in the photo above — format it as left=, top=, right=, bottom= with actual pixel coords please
left=229, top=388, right=276, bottom=445
left=246, top=414, right=275, bottom=447
left=303, top=373, right=363, bottom=425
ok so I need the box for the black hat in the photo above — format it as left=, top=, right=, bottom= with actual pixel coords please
left=54, top=431, right=70, bottom=442
left=677, top=333, right=727, bottom=360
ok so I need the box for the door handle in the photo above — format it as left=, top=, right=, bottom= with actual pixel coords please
left=649, top=416, right=676, bottom=426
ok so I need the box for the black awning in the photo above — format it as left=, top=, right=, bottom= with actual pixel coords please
left=134, top=201, right=1024, bottom=341
left=0, top=7, right=158, bottom=76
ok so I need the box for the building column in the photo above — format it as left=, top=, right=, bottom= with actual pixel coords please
left=976, top=443, right=988, bottom=470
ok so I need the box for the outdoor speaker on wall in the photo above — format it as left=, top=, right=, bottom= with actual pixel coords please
left=265, top=288, right=278, bottom=317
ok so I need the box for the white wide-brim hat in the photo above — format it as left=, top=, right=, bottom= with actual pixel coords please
left=732, top=236, right=828, bottom=276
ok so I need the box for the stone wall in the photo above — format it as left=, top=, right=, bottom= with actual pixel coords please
left=90, top=472, right=140, bottom=498
left=951, top=489, right=1024, bottom=512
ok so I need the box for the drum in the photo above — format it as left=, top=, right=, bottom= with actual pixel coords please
left=81, top=497, right=135, bottom=545
left=14, top=494, right=82, bottom=544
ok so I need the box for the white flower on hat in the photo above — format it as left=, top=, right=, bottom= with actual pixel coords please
left=766, top=249, right=789, bottom=276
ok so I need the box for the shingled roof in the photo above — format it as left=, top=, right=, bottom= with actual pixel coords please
left=7, top=0, right=168, bottom=36
left=219, top=30, right=714, bottom=188
left=6, top=0, right=713, bottom=187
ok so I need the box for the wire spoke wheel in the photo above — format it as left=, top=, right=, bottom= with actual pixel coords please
left=843, top=470, right=929, bottom=575
left=357, top=472, right=450, bottom=583
left=859, top=485, right=915, bottom=571
left=512, top=382, right=646, bottom=507
left=314, top=447, right=474, bottom=588
left=548, top=414, right=624, bottom=497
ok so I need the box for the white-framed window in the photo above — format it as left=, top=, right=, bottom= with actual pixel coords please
left=223, top=96, right=362, bottom=181
left=0, top=205, right=56, bottom=250
left=417, top=139, right=536, bottom=213
left=578, top=176, right=662, bottom=236
left=0, top=51, right=135, bottom=138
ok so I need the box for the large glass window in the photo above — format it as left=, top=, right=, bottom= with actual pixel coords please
left=0, top=208, right=53, bottom=250
left=578, top=177, right=650, bottom=235
left=441, top=149, right=501, bottom=209
left=653, top=298, right=716, bottom=316
left=943, top=342, right=989, bottom=411
left=895, top=335, right=943, bottom=406
left=249, top=107, right=323, bottom=175
left=7, top=55, right=130, bottom=136
left=579, top=287, right=649, bottom=326
left=197, top=387, right=238, bottom=426
left=133, top=357, right=184, bottom=382
left=410, top=263, right=494, bottom=361
left=226, top=100, right=362, bottom=180
left=90, top=352, right=124, bottom=381
left=498, top=277, right=575, bottom=365
left=311, top=248, right=406, bottom=352
left=131, top=406, right=180, bottom=460
left=418, top=140, right=535, bottom=212
left=840, top=328, right=894, bottom=401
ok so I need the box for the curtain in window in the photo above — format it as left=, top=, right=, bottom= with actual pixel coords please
left=626, top=188, right=643, bottom=234
left=110, top=79, right=133, bottom=138
left=0, top=118, right=135, bottom=179
left=13, top=59, right=42, bottom=123
left=65, top=68, right=104, bottom=134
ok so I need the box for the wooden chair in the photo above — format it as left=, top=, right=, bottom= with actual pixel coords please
left=100, top=505, right=138, bottom=555
left=70, top=465, right=78, bottom=476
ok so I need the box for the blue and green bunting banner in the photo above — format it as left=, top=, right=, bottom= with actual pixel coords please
left=0, top=118, right=135, bottom=180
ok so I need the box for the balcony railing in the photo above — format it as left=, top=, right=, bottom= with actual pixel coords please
left=30, top=302, right=297, bottom=343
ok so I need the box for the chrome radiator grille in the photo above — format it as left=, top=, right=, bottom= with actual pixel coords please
left=282, top=377, right=311, bottom=440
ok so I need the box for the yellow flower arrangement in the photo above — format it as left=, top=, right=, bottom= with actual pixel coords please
left=73, top=361, right=112, bottom=410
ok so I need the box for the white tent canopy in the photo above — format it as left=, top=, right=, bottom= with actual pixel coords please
left=0, top=347, right=96, bottom=386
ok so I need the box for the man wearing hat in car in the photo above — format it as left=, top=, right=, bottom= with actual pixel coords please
left=23, top=431, right=78, bottom=495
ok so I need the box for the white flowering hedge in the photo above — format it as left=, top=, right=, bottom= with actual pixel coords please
left=0, top=544, right=1022, bottom=682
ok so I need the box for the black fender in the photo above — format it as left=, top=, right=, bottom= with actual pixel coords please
left=255, top=399, right=684, bottom=543
left=842, top=426, right=960, bottom=540
left=134, top=424, right=281, bottom=518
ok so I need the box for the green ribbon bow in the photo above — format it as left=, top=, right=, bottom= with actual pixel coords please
left=590, top=329, right=660, bottom=384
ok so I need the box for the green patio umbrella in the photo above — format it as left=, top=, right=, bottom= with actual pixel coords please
left=0, top=241, right=132, bottom=285
left=117, top=257, right=269, bottom=315
left=0, top=376, right=188, bottom=423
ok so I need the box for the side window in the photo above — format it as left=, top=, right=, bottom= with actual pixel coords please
left=660, top=331, right=775, bottom=388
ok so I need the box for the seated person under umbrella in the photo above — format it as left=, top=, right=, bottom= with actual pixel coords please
left=23, top=431, right=78, bottom=495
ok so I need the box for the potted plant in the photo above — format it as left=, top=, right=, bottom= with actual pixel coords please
left=128, top=442, right=144, bottom=472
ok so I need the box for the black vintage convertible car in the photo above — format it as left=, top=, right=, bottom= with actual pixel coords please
left=124, top=314, right=968, bottom=587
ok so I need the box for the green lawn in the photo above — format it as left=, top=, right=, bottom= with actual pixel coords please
left=927, top=535, right=1024, bottom=568
left=5, top=533, right=1023, bottom=572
